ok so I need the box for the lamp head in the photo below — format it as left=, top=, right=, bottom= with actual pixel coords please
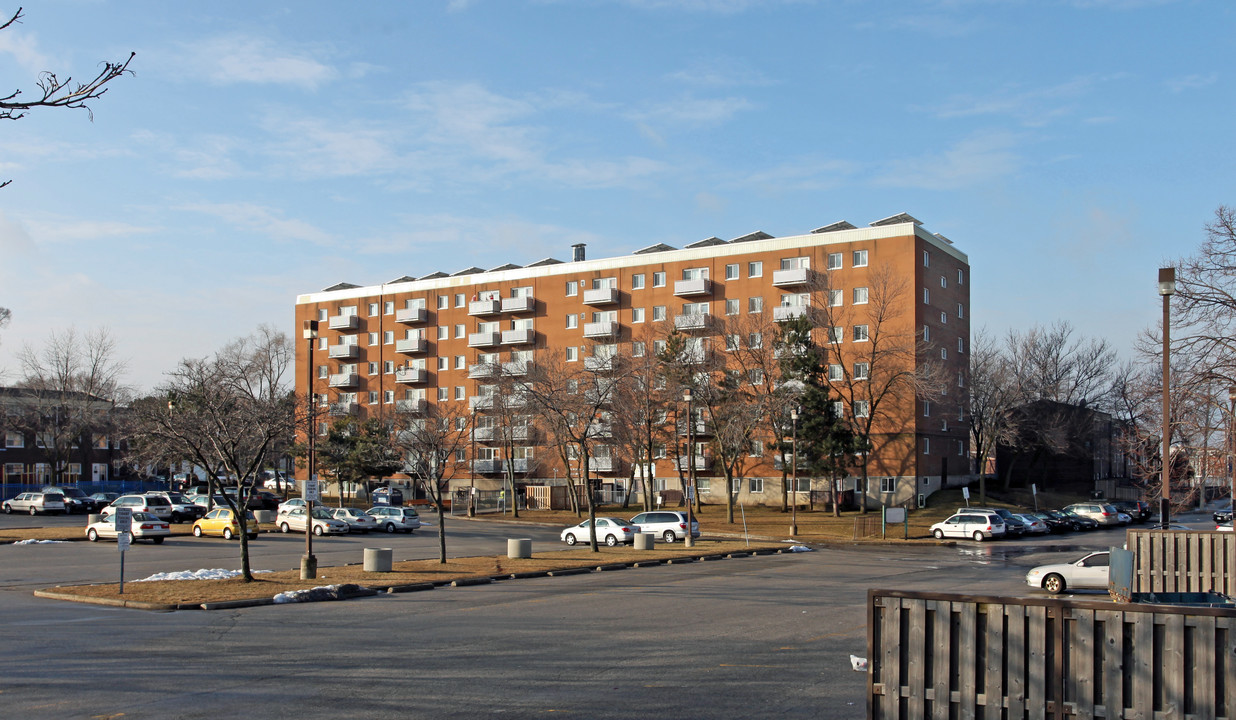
left=1158, top=267, right=1176, bottom=296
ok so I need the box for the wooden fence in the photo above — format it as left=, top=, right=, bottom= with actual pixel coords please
left=868, top=589, right=1236, bottom=720
left=1127, top=528, right=1236, bottom=596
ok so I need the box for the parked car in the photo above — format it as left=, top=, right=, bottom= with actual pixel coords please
left=1213, top=503, right=1233, bottom=524
left=148, top=491, right=206, bottom=522
left=1013, top=513, right=1049, bottom=535
left=277, top=498, right=309, bottom=515
left=86, top=511, right=170, bottom=544
left=192, top=507, right=259, bottom=540
left=41, top=485, right=102, bottom=514
left=1026, top=551, right=1110, bottom=594
left=628, top=511, right=700, bottom=543
left=1217, top=522, right=1232, bottom=532
left=252, top=491, right=282, bottom=511
left=1113, top=500, right=1151, bottom=523
left=329, top=507, right=378, bottom=533
left=277, top=506, right=349, bottom=536
left=371, top=486, right=404, bottom=507
left=1058, top=508, right=1100, bottom=531
left=961, top=507, right=1025, bottom=536
left=930, top=512, right=1006, bottom=542
left=103, top=494, right=174, bottom=521
left=1031, top=511, right=1072, bottom=533
left=1062, top=502, right=1122, bottom=526
left=3, top=491, right=66, bottom=515
left=89, top=492, right=119, bottom=507
left=367, top=506, right=422, bottom=533
left=560, top=517, right=641, bottom=546
left=188, top=493, right=230, bottom=510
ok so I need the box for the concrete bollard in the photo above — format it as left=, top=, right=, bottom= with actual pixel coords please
left=363, top=547, right=393, bottom=572
left=254, top=510, right=275, bottom=524
left=634, top=533, right=655, bottom=550
left=507, top=538, right=532, bottom=559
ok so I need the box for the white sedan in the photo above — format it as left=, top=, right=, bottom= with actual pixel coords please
left=329, top=507, right=378, bottom=533
left=1025, top=551, right=1110, bottom=594
left=277, top=506, right=349, bottom=536
left=560, top=517, right=641, bottom=546
left=85, top=511, right=170, bottom=544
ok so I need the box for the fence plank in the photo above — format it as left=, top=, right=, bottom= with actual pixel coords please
left=958, top=602, right=977, bottom=720
left=1097, top=610, right=1124, bottom=720
left=880, top=596, right=902, bottom=719
left=1027, top=605, right=1047, bottom=720
left=1007, top=604, right=1026, bottom=720
left=906, top=598, right=926, bottom=719
left=984, top=604, right=1005, bottom=720
left=1193, top=617, right=1215, bottom=719
left=1161, top=613, right=1185, bottom=719
left=1223, top=617, right=1236, bottom=720
left=931, top=600, right=952, bottom=720
left=1069, top=609, right=1095, bottom=720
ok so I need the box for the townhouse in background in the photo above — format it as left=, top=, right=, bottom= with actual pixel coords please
left=294, top=213, right=971, bottom=509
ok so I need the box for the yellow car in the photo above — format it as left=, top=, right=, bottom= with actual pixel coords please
left=192, top=507, right=259, bottom=540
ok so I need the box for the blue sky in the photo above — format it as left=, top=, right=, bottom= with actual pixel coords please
left=0, top=0, right=1231, bottom=389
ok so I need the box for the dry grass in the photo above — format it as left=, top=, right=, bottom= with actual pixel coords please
left=42, top=539, right=786, bottom=606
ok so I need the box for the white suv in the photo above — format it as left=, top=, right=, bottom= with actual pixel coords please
left=628, top=511, right=700, bottom=543
left=930, top=512, right=1007, bottom=542
left=104, top=494, right=174, bottom=521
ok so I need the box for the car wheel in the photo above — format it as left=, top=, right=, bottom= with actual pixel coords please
left=605, top=534, right=619, bottom=547
left=972, top=530, right=986, bottom=542
left=193, top=526, right=203, bottom=537
left=313, top=525, right=324, bottom=536
left=386, top=522, right=397, bottom=533
left=152, top=537, right=164, bottom=545
left=171, top=513, right=181, bottom=523
left=564, top=533, right=577, bottom=546
left=663, top=530, right=677, bottom=543
left=2, top=504, right=10, bottom=514
left=933, top=529, right=945, bottom=540
left=87, top=528, right=99, bottom=542
left=280, top=522, right=290, bottom=534
left=1043, top=573, right=1066, bottom=594
left=29, top=506, right=38, bottom=516
left=223, top=528, right=234, bottom=540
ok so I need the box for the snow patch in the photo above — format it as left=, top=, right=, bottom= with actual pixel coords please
left=12, top=539, right=71, bottom=545
left=273, top=584, right=366, bottom=604
left=134, top=568, right=271, bottom=582
left=788, top=545, right=813, bottom=552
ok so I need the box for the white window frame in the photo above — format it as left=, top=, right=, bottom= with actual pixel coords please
left=853, top=362, right=869, bottom=380
left=632, top=307, right=645, bottom=323
left=566, top=314, right=578, bottom=329
left=852, top=287, right=868, bottom=305
left=853, top=325, right=869, bottom=342
left=852, top=249, right=868, bottom=268
left=880, top=477, right=896, bottom=494
left=827, top=252, right=842, bottom=270
left=725, top=264, right=739, bottom=280
left=632, top=273, right=645, bottom=290
left=653, top=272, right=666, bottom=288
left=747, top=261, right=762, bottom=278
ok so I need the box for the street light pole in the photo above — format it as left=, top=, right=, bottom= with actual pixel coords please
left=301, top=319, right=318, bottom=580
left=1229, top=386, right=1236, bottom=519
left=1159, top=267, right=1175, bottom=530
left=790, top=407, right=798, bottom=537
left=684, top=388, right=694, bottom=548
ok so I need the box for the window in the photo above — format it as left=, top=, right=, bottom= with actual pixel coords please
left=828, top=289, right=843, bottom=307
left=5, top=431, right=22, bottom=448
left=632, top=307, right=645, bottom=323
left=853, top=362, right=869, bottom=380
left=383, top=330, right=394, bottom=344
left=453, top=293, right=465, bottom=308
left=566, top=314, right=578, bottom=329
left=726, top=334, right=741, bottom=352
left=653, top=272, right=666, bottom=288
left=368, top=391, right=379, bottom=405
left=957, top=269, right=964, bottom=285
left=827, top=252, right=842, bottom=270
left=853, top=325, right=869, bottom=342
left=367, top=332, right=378, bottom=346
left=368, top=362, right=378, bottom=375
left=696, top=478, right=710, bottom=493
left=438, top=387, right=449, bottom=401
left=384, top=390, right=395, bottom=404
left=854, top=400, right=869, bottom=417
left=317, top=308, right=327, bottom=321
left=632, top=341, right=645, bottom=357
left=455, top=324, right=465, bottom=339
left=318, top=365, right=328, bottom=379
left=831, top=401, right=845, bottom=417
left=681, top=267, right=708, bottom=281
left=923, top=250, right=930, bottom=267
left=437, top=326, right=448, bottom=340
left=629, top=273, right=644, bottom=291
left=923, top=401, right=931, bottom=417
left=828, top=364, right=843, bottom=381
left=957, top=303, right=964, bottom=319
left=880, top=477, right=896, bottom=494
left=852, top=286, right=868, bottom=305
left=748, top=332, right=762, bottom=349
left=437, top=295, right=449, bottom=310
left=940, top=275, right=948, bottom=289
left=747, top=261, right=762, bottom=278
left=922, top=288, right=930, bottom=304
left=653, top=305, right=667, bottom=321
left=749, top=440, right=763, bottom=457
left=455, top=386, right=465, bottom=400
left=653, top=340, right=666, bottom=356
left=725, top=263, right=739, bottom=280
left=368, top=302, right=379, bottom=316
left=959, top=371, right=966, bottom=388
left=318, top=337, right=328, bottom=350
left=852, top=249, right=868, bottom=267
left=565, top=346, right=578, bottom=362
left=940, top=312, right=948, bottom=324
left=384, top=361, right=394, bottom=374
left=748, top=297, right=763, bottom=313
left=749, top=477, right=764, bottom=493
left=384, top=301, right=395, bottom=315
left=958, top=440, right=966, bottom=456
left=455, top=355, right=466, bottom=370
left=748, top=368, right=764, bottom=385
left=682, top=301, right=708, bottom=316
left=941, top=348, right=948, bottom=360
left=437, top=357, right=448, bottom=371
left=958, top=338, right=965, bottom=354
left=923, top=325, right=931, bottom=342
left=923, top=438, right=931, bottom=455
left=828, top=326, right=843, bottom=343
left=725, top=298, right=740, bottom=315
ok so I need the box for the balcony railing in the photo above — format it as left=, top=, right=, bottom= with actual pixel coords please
left=773, top=305, right=808, bottom=323
left=328, top=344, right=359, bottom=359
left=677, top=455, right=712, bottom=471
left=583, top=321, right=618, bottom=339
left=673, top=278, right=711, bottom=297
left=588, top=457, right=615, bottom=473
left=582, top=287, right=619, bottom=305
left=772, top=267, right=811, bottom=287
left=394, top=367, right=425, bottom=384
left=674, top=314, right=711, bottom=331
left=468, top=299, right=501, bottom=316
left=328, top=315, right=360, bottom=331
left=328, top=401, right=358, bottom=416
left=583, top=355, right=620, bottom=373
left=472, top=459, right=500, bottom=473
left=501, top=328, right=535, bottom=345
left=677, top=347, right=710, bottom=365
left=395, top=307, right=427, bottom=324
left=468, top=331, right=501, bottom=348
left=395, top=337, right=427, bottom=354
left=395, top=398, right=425, bottom=414
left=502, top=361, right=531, bottom=376
left=470, top=394, right=528, bottom=410
left=501, top=296, right=535, bottom=313
left=587, top=421, right=613, bottom=438
left=472, top=427, right=495, bottom=442
left=677, top=420, right=712, bottom=437
left=328, top=372, right=359, bottom=388
left=468, top=362, right=498, bottom=379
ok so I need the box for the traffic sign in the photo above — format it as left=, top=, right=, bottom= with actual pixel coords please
left=114, top=507, right=133, bottom=534
left=304, top=478, right=320, bottom=503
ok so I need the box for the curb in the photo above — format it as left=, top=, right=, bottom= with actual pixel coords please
left=33, top=588, right=179, bottom=612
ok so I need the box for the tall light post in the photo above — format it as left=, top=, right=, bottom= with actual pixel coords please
left=1229, top=386, right=1235, bottom=517
left=684, top=388, right=695, bottom=548
left=301, top=319, right=318, bottom=580
left=790, top=407, right=799, bottom=537
left=1158, top=267, right=1175, bottom=530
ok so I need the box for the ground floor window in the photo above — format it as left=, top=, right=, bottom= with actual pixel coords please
left=749, top=477, right=764, bottom=493
left=879, top=477, right=896, bottom=494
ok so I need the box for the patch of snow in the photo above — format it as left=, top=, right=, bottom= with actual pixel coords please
left=788, top=545, right=813, bottom=552
left=12, top=539, right=71, bottom=545
left=134, top=568, right=271, bottom=582
left=274, top=585, right=347, bottom=604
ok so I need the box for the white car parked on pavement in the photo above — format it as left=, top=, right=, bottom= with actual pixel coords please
left=1026, top=551, right=1110, bottom=594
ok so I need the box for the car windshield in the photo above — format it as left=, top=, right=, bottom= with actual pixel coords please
left=310, top=507, right=334, bottom=519
left=59, top=488, right=87, bottom=498
left=166, top=493, right=188, bottom=503
left=43, top=493, right=64, bottom=502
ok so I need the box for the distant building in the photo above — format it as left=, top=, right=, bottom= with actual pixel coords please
left=0, top=387, right=124, bottom=486
left=994, top=399, right=1132, bottom=491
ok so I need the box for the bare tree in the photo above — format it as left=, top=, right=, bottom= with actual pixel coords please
left=389, top=403, right=472, bottom=564
left=1171, top=205, right=1236, bottom=384
left=13, top=328, right=127, bottom=484
left=608, top=326, right=676, bottom=511
left=0, top=8, right=135, bottom=187
left=126, top=325, right=295, bottom=582
left=967, top=328, right=1019, bottom=505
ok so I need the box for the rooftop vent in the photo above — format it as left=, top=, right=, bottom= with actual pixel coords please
left=812, top=221, right=856, bottom=234
left=869, top=213, right=922, bottom=228
left=730, top=231, right=773, bottom=243
left=322, top=282, right=360, bottom=292
left=572, top=243, right=586, bottom=262
left=685, top=236, right=727, bottom=249
left=632, top=243, right=676, bottom=255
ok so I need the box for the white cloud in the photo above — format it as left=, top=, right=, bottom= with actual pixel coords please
left=922, top=75, right=1120, bottom=126
left=666, top=58, right=774, bottom=88
left=628, top=95, right=753, bottom=127
left=22, top=219, right=158, bottom=245
left=0, top=24, right=51, bottom=74
left=1165, top=73, right=1218, bottom=93
left=873, top=131, right=1022, bottom=190
left=178, top=202, right=336, bottom=245
left=176, top=35, right=338, bottom=89
left=351, top=213, right=605, bottom=264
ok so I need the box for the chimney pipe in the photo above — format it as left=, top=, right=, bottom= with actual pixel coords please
left=572, top=243, right=586, bottom=262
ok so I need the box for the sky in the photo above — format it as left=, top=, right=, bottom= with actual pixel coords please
left=0, top=0, right=1232, bottom=391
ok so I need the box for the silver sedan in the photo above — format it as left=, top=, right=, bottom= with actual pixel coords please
left=329, top=507, right=379, bottom=534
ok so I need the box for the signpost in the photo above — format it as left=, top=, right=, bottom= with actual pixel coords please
left=1032, top=483, right=1039, bottom=512
left=115, top=507, right=133, bottom=595
left=962, top=486, right=971, bottom=507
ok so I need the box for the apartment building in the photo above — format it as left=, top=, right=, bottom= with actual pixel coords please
left=294, top=213, right=971, bottom=509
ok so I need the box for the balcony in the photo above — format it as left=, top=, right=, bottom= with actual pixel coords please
left=584, top=355, right=620, bottom=373
left=674, top=314, right=711, bottom=331
left=468, top=362, right=498, bottom=379
left=773, top=455, right=802, bottom=471
left=511, top=425, right=534, bottom=442
left=676, top=346, right=710, bottom=365
left=583, top=321, right=618, bottom=339
left=588, top=457, right=615, bottom=473
left=677, top=419, right=713, bottom=437
left=470, top=394, right=528, bottom=410
left=472, top=427, right=495, bottom=442
left=328, top=344, right=359, bottom=359
left=395, top=337, right=427, bottom=354
left=501, top=328, right=535, bottom=345
left=394, top=367, right=425, bottom=384
left=772, top=267, right=811, bottom=287
left=582, top=287, right=619, bottom=305
left=472, top=459, right=500, bottom=474
left=587, top=421, right=612, bottom=439
left=677, top=455, right=713, bottom=471
left=468, top=298, right=501, bottom=316
left=673, top=278, right=712, bottom=297
left=501, top=296, right=535, bottom=313
left=396, top=307, right=427, bottom=324
left=328, top=373, right=359, bottom=388
left=395, top=398, right=425, bottom=414
left=328, top=314, right=360, bottom=331
left=502, top=361, right=531, bottom=376
left=328, top=402, right=358, bottom=416
left=468, top=331, right=501, bottom=348
left=773, top=305, right=808, bottom=323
